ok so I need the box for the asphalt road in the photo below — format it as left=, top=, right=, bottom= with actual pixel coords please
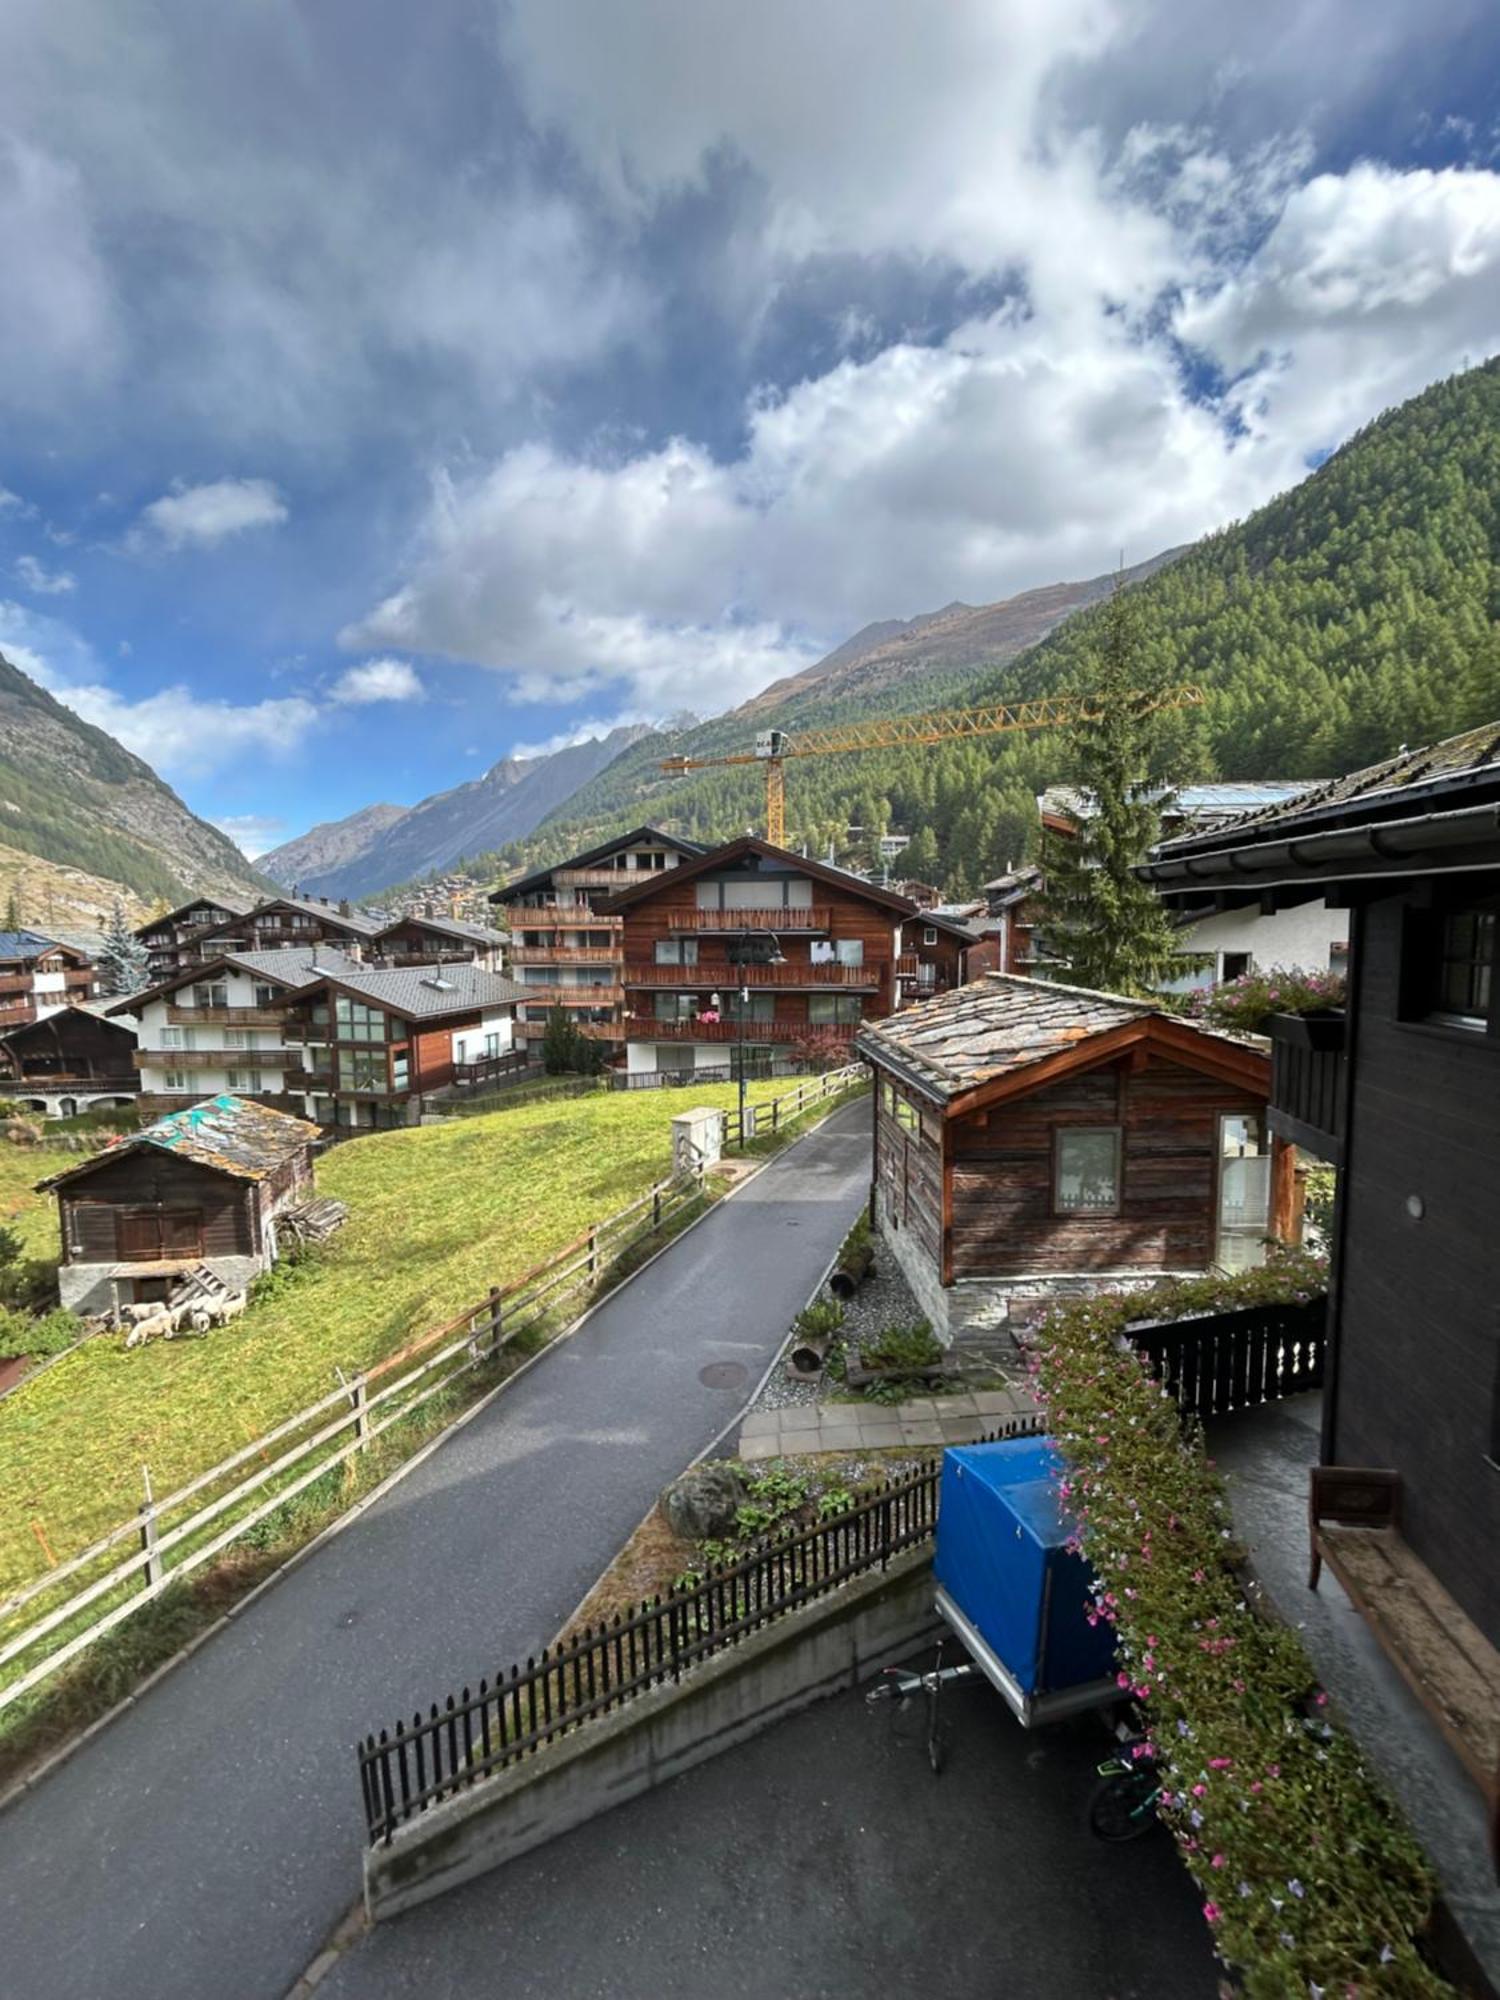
left=320, top=1658, right=1220, bottom=2000
left=0, top=1098, right=873, bottom=2000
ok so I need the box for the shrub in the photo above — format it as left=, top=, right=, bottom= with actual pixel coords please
left=1303, top=1164, right=1337, bottom=1245
left=791, top=1297, right=843, bottom=1344
left=1, top=1119, right=43, bottom=1148
left=1030, top=1258, right=1448, bottom=1997
left=1185, top=965, right=1345, bottom=1036
left=0, top=1257, right=60, bottom=1313
left=860, top=1318, right=941, bottom=1372
left=0, top=1223, right=24, bottom=1269
left=0, top=1304, right=82, bottom=1360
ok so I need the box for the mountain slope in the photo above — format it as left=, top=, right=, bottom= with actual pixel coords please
left=508, top=357, right=1500, bottom=891
left=260, top=724, right=653, bottom=898
left=0, top=651, right=268, bottom=908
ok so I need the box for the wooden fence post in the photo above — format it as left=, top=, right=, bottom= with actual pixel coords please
left=336, top=1366, right=370, bottom=1449
left=138, top=1466, right=163, bottom=1592
left=487, top=1286, right=503, bottom=1356
left=652, top=1187, right=662, bottom=1230
left=587, top=1226, right=599, bottom=1281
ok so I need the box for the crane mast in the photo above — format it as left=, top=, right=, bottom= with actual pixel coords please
left=660, top=687, right=1205, bottom=845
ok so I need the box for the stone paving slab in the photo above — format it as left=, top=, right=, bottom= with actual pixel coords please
left=736, top=1386, right=1041, bottom=1463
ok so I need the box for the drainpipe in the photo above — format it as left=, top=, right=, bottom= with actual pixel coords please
left=1319, top=896, right=1364, bottom=1469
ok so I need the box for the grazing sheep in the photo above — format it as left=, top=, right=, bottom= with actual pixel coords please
left=208, top=1294, right=247, bottom=1328
left=187, top=1306, right=215, bottom=1334
left=122, top=1301, right=162, bottom=1325
left=124, top=1311, right=172, bottom=1348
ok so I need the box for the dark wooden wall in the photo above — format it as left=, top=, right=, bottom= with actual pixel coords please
left=1333, top=888, right=1500, bottom=1648
left=2, top=1009, right=136, bottom=1079
left=873, top=1080, right=944, bottom=1272
left=59, top=1150, right=256, bottom=1263
left=948, top=1053, right=1265, bottom=1278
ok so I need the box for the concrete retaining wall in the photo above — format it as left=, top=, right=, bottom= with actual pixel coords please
left=364, top=1547, right=941, bottom=1922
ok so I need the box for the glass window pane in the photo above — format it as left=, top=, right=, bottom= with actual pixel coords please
left=1056, top=1129, right=1119, bottom=1213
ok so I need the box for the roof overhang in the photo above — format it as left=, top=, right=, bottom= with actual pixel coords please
left=597, top=835, right=919, bottom=916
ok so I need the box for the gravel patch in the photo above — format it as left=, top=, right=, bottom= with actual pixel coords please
left=750, top=1239, right=924, bottom=1415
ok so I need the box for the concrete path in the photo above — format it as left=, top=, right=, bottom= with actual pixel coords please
left=739, top=1384, right=1039, bottom=1459
left=0, top=1099, right=873, bottom=2000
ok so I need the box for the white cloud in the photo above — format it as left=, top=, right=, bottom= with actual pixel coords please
left=0, top=599, right=318, bottom=780
left=213, top=813, right=286, bottom=860
left=14, top=554, right=76, bottom=596
left=135, top=477, right=289, bottom=551
left=327, top=657, right=426, bottom=706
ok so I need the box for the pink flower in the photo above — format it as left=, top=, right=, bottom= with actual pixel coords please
left=1211, top=1853, right=1225, bottom=1869
left=1203, top=1902, right=1221, bottom=1925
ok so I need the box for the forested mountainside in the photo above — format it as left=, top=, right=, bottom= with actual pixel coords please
left=475, top=358, right=1500, bottom=896
left=0, top=651, right=268, bottom=909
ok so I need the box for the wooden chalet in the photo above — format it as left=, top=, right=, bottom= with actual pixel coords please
left=0, top=930, right=97, bottom=1032
left=602, top=837, right=917, bottom=1083
left=40, top=1093, right=318, bottom=1314
left=369, top=914, right=507, bottom=971
left=856, top=973, right=1279, bottom=1344
left=1145, top=720, right=1500, bottom=1855
left=136, top=897, right=253, bottom=981
left=898, top=909, right=1000, bottom=1006
left=0, top=1005, right=139, bottom=1116
left=139, top=895, right=383, bottom=980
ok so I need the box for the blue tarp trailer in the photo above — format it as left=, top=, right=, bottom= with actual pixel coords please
left=932, top=1435, right=1119, bottom=1726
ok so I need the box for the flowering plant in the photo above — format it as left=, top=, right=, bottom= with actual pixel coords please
left=1031, top=1255, right=1450, bottom=1998
left=1186, top=965, right=1346, bottom=1036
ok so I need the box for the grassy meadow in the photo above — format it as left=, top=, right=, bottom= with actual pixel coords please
left=0, top=1079, right=811, bottom=1596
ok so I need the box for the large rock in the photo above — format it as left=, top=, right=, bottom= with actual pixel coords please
left=662, top=1461, right=748, bottom=1541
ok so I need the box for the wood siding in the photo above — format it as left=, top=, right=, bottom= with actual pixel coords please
left=948, top=1054, right=1265, bottom=1278
left=1332, top=888, right=1500, bottom=1649
left=59, top=1150, right=257, bottom=1264
left=873, top=1082, right=944, bottom=1271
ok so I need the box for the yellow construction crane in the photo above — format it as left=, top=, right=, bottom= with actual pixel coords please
left=660, top=687, right=1206, bottom=845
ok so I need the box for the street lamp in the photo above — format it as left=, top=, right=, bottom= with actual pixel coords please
left=722, top=926, right=786, bottom=1145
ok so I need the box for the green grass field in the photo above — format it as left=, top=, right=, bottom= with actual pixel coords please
left=0, top=1080, right=814, bottom=1596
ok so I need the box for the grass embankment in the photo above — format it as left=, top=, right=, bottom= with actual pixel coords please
left=0, top=1080, right=811, bottom=1599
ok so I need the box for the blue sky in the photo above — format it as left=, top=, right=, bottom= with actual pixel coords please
left=1, top=0, right=1499, bottom=859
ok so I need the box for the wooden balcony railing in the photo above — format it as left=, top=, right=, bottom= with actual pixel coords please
left=508, top=946, right=622, bottom=966
left=513, top=985, right=623, bottom=1008
left=510, top=910, right=623, bottom=932
left=137, top=1046, right=296, bottom=1069
left=1267, top=1013, right=1346, bottom=1164
left=625, top=1018, right=858, bottom=1046
left=667, top=907, right=831, bottom=933
left=896, top=954, right=919, bottom=977
left=165, top=1005, right=288, bottom=1027
left=623, top=962, right=876, bottom=989
left=552, top=867, right=661, bottom=890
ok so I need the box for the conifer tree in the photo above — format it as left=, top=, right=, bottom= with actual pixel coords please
left=1037, top=581, right=1183, bottom=995
left=96, top=898, right=150, bottom=996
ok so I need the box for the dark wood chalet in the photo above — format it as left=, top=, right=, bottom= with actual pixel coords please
left=897, top=910, right=1000, bottom=1006
left=40, top=1093, right=318, bottom=1314
left=369, top=914, right=507, bottom=971
left=856, top=973, right=1278, bottom=1344
left=145, top=895, right=383, bottom=978
left=602, top=837, right=917, bottom=1083
left=0, top=1005, right=139, bottom=1116
left=1145, top=720, right=1500, bottom=1857
left=136, top=897, right=253, bottom=981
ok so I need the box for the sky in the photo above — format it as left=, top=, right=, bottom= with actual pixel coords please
left=1, top=2, right=1499, bottom=858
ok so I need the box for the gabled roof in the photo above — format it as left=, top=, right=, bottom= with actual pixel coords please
left=374, top=913, right=507, bottom=947
left=596, top=836, right=920, bottom=917
left=0, top=930, right=82, bottom=964
left=491, top=826, right=709, bottom=905
left=135, top=895, right=253, bottom=938
left=104, top=944, right=364, bottom=1016
left=914, top=910, right=985, bottom=943
left=253, top=894, right=382, bottom=936
left=38, top=1093, right=317, bottom=1192
left=288, top=962, right=525, bottom=1021
left=856, top=972, right=1268, bottom=1110
left=0, top=1006, right=137, bottom=1048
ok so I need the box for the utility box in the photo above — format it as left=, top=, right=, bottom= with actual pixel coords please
left=933, top=1435, right=1118, bottom=1726
left=671, top=1107, right=723, bottom=1176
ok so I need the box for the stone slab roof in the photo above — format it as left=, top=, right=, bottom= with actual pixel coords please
left=38, top=1092, right=318, bottom=1191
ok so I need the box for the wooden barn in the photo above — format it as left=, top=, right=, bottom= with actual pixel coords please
left=40, top=1093, right=319, bottom=1315
left=856, top=973, right=1280, bottom=1344
left=0, top=1004, right=139, bottom=1116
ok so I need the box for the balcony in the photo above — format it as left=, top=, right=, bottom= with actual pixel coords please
left=668, top=907, right=831, bottom=933
left=623, top=962, right=877, bottom=990
left=137, top=1046, right=295, bottom=1069
left=165, top=1005, right=288, bottom=1027
left=552, top=867, right=661, bottom=890
left=513, top=985, right=623, bottom=1008
left=1267, top=1012, right=1346, bottom=1164
left=626, top=1018, right=858, bottom=1046
left=508, top=945, right=622, bottom=966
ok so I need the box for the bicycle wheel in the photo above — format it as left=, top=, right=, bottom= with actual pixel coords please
left=1087, top=1772, right=1158, bottom=1842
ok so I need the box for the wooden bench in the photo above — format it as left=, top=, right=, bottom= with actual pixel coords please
left=1310, top=1466, right=1500, bottom=1880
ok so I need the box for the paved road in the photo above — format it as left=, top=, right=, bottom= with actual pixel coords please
left=321, top=1656, right=1218, bottom=2000
left=0, top=1100, right=872, bottom=2000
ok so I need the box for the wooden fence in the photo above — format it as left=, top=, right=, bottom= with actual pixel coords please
left=1130, top=1296, right=1327, bottom=1422
left=357, top=1453, right=956, bottom=1845
left=722, top=1063, right=865, bottom=1146
left=0, top=1067, right=868, bottom=1712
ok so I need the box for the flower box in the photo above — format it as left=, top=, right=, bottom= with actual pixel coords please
left=1268, top=1009, right=1346, bottom=1053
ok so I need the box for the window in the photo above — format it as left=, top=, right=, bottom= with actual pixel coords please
left=923, top=927, right=938, bottom=946
left=835, top=939, right=864, bottom=968
left=894, top=1096, right=918, bottom=1134
left=191, top=983, right=228, bottom=1010
left=722, top=991, right=774, bottom=1022
left=225, top=1029, right=251, bottom=1050
left=654, top=992, right=698, bottom=1021
left=1054, top=1127, right=1121, bottom=1215
left=1432, top=907, right=1496, bottom=1028
left=254, top=983, right=278, bottom=1008
left=1216, top=1114, right=1270, bottom=1272
left=809, top=994, right=863, bottom=1026
left=484, top=1031, right=502, bottom=1059
left=881, top=1080, right=896, bottom=1114
left=162, top=1068, right=189, bottom=1092
left=1220, top=951, right=1252, bottom=982
left=226, top=1069, right=263, bottom=1094
left=338, top=1047, right=389, bottom=1093
left=654, top=938, right=699, bottom=966
left=390, top=1050, right=409, bottom=1091
left=334, top=996, right=388, bottom=1042
left=161, top=1025, right=186, bottom=1049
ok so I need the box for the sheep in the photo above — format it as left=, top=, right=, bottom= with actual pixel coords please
left=122, top=1301, right=162, bottom=1325
left=207, top=1294, right=247, bottom=1328
left=124, top=1311, right=172, bottom=1349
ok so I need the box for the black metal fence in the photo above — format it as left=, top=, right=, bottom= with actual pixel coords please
left=1130, top=1296, right=1327, bottom=1422
left=356, top=1452, right=969, bottom=1845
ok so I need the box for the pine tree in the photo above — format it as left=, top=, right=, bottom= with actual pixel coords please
left=4, top=887, right=20, bottom=931
left=96, top=898, right=150, bottom=996
left=1037, top=581, right=1183, bottom=995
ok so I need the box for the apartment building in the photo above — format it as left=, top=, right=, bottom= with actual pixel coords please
left=0, top=930, right=97, bottom=1032
left=369, top=913, right=508, bottom=971
left=136, top=898, right=253, bottom=982
left=136, top=894, right=382, bottom=979
left=603, top=836, right=916, bottom=1083
left=490, top=827, right=706, bottom=1049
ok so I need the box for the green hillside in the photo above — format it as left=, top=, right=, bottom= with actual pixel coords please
left=477, top=357, right=1500, bottom=895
